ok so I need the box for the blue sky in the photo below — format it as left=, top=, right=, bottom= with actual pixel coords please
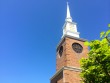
left=0, top=0, right=110, bottom=83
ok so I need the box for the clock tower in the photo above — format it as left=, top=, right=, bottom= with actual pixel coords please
left=50, top=2, right=88, bottom=83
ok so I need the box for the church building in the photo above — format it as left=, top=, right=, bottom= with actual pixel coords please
left=50, top=2, right=88, bottom=83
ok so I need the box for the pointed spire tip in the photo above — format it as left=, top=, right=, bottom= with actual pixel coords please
left=66, top=1, right=71, bottom=18
left=67, top=1, right=69, bottom=5
left=66, top=1, right=72, bottom=22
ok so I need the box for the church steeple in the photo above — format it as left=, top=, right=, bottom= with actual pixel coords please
left=50, top=2, right=88, bottom=83
left=62, top=2, right=80, bottom=38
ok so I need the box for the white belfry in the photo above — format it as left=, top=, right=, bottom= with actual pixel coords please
left=62, top=2, right=80, bottom=38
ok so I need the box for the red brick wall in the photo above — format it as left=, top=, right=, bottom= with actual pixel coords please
left=57, top=77, right=63, bottom=83
left=56, top=39, right=67, bottom=71
left=63, top=69, right=81, bottom=83
left=56, top=37, right=88, bottom=71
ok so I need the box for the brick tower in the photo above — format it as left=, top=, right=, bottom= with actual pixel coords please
left=50, top=2, right=88, bottom=83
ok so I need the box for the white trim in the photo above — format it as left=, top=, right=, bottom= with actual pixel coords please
left=50, top=66, right=81, bottom=80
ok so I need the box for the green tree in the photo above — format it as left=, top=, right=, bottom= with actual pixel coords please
left=80, top=26, right=110, bottom=83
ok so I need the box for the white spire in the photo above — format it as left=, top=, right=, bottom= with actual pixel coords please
left=62, top=2, right=80, bottom=38
left=66, top=2, right=72, bottom=22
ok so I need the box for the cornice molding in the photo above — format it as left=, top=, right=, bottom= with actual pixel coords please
left=56, top=34, right=87, bottom=51
left=50, top=66, right=81, bottom=80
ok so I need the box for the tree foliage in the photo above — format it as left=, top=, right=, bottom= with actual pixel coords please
left=80, top=27, right=110, bottom=83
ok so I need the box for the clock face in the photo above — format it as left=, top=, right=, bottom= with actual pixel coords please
left=59, top=46, right=63, bottom=57
left=72, top=43, right=83, bottom=53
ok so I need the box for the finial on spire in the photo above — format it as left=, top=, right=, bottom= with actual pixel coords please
left=66, top=0, right=69, bottom=5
